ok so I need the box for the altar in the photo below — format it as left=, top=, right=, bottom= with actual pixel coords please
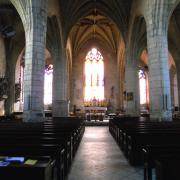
left=84, top=106, right=107, bottom=121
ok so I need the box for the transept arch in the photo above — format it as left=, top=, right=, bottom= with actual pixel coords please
left=0, top=1, right=25, bottom=115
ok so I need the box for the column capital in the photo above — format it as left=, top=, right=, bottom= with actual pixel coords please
left=146, top=0, right=175, bottom=37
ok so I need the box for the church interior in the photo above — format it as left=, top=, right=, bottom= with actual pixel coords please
left=0, top=0, right=180, bottom=179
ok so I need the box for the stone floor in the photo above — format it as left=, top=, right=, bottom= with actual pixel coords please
left=67, top=127, right=148, bottom=180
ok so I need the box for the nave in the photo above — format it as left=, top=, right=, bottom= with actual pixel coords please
left=68, top=127, right=147, bottom=180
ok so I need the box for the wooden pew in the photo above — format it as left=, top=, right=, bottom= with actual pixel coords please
left=0, top=123, right=84, bottom=168
left=142, top=144, right=180, bottom=180
left=0, top=117, right=85, bottom=179
left=109, top=116, right=180, bottom=164
left=127, top=131, right=180, bottom=165
left=0, top=135, right=71, bottom=174
left=155, top=155, right=180, bottom=180
left=0, top=120, right=84, bottom=161
left=0, top=143, right=65, bottom=180
left=0, top=156, right=54, bottom=180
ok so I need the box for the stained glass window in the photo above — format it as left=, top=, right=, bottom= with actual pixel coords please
left=44, top=64, right=53, bottom=105
left=139, top=69, right=147, bottom=105
left=20, top=65, right=24, bottom=102
left=84, top=48, right=104, bottom=103
left=19, top=62, right=53, bottom=106
left=20, top=57, right=24, bottom=103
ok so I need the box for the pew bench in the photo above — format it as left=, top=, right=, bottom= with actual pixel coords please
left=0, top=156, right=54, bottom=180
left=0, top=144, right=65, bottom=180
left=155, top=155, right=180, bottom=180
left=142, top=144, right=180, bottom=180
left=126, top=131, right=180, bottom=165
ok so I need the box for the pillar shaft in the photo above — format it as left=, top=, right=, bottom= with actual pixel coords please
left=52, top=49, right=69, bottom=117
left=4, top=61, right=15, bottom=115
left=147, top=35, right=172, bottom=120
left=23, top=4, right=47, bottom=121
left=125, top=65, right=140, bottom=116
left=146, top=0, right=174, bottom=121
left=176, top=65, right=180, bottom=109
left=170, top=69, right=176, bottom=107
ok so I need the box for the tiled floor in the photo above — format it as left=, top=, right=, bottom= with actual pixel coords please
left=67, top=127, right=145, bottom=180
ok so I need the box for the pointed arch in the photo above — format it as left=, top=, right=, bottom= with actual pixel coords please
left=10, top=0, right=28, bottom=32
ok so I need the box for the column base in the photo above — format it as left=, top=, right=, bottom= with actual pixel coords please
left=150, top=110, right=172, bottom=121
left=23, top=110, right=45, bottom=122
left=52, top=100, right=69, bottom=117
left=125, top=101, right=140, bottom=116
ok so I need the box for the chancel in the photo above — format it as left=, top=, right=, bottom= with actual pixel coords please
left=0, top=0, right=180, bottom=180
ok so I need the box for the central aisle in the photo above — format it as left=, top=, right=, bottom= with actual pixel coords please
left=67, top=127, right=143, bottom=180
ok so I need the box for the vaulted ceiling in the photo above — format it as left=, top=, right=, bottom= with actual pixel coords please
left=0, top=0, right=133, bottom=58
left=59, top=0, right=133, bottom=41
left=69, top=12, right=121, bottom=55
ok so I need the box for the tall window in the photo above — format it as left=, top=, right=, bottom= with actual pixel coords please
left=84, top=48, right=104, bottom=103
left=139, top=69, right=149, bottom=107
left=18, top=62, right=53, bottom=106
left=20, top=60, right=24, bottom=103
left=44, top=64, right=53, bottom=105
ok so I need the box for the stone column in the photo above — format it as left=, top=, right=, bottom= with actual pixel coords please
left=146, top=1, right=172, bottom=121
left=169, top=67, right=176, bottom=107
left=176, top=64, right=180, bottom=109
left=4, top=52, right=16, bottom=115
left=125, top=50, right=140, bottom=116
left=173, top=74, right=179, bottom=108
left=22, top=1, right=48, bottom=121
left=52, top=48, right=69, bottom=117
left=147, top=35, right=172, bottom=120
